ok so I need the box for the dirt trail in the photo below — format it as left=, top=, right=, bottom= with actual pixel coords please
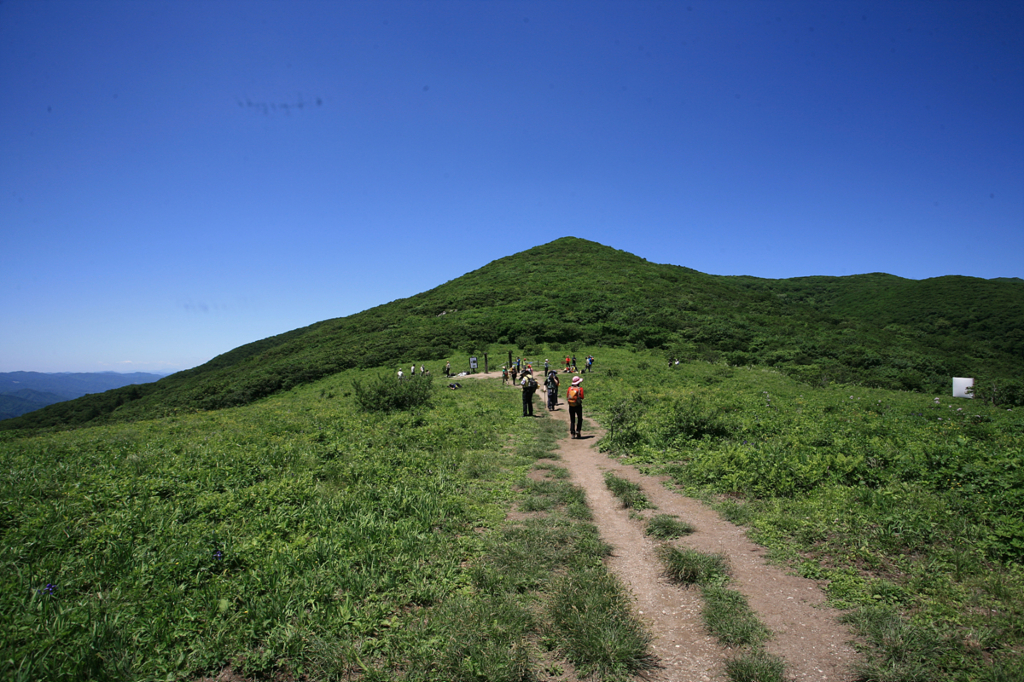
left=478, top=371, right=860, bottom=681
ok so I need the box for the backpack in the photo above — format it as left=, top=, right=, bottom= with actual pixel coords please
left=566, top=386, right=582, bottom=406
left=527, top=377, right=538, bottom=390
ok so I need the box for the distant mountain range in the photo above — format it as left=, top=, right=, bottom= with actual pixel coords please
left=2, top=237, right=1021, bottom=431
left=0, top=372, right=165, bottom=421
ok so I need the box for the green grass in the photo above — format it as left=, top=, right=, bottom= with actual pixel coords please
left=6, top=342, right=1023, bottom=680
left=655, top=544, right=781, bottom=680
left=592, top=351, right=1024, bottom=680
left=603, top=471, right=655, bottom=510
left=645, top=513, right=695, bottom=539
left=547, top=568, right=657, bottom=680
left=701, top=586, right=770, bottom=647
left=0, top=368, right=652, bottom=681
left=724, top=650, right=786, bottom=682
left=657, top=546, right=729, bottom=586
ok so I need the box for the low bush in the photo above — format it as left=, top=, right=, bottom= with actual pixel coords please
left=352, top=373, right=433, bottom=412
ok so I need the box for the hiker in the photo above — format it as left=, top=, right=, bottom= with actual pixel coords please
left=521, top=372, right=538, bottom=417
left=502, top=366, right=509, bottom=384
left=445, top=361, right=451, bottom=377
left=565, top=355, right=571, bottom=371
left=397, top=369, right=403, bottom=380
left=545, top=370, right=559, bottom=411
left=567, top=376, right=585, bottom=438
left=571, top=355, right=578, bottom=372
left=586, top=355, right=593, bottom=372
left=544, top=359, right=550, bottom=374
left=511, top=366, right=518, bottom=384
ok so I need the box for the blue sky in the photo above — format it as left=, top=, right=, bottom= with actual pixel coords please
left=2, top=0, right=1021, bottom=373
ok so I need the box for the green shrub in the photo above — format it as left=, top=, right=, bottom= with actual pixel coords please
left=352, top=373, right=433, bottom=412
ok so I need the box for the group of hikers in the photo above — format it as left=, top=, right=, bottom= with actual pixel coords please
left=504, top=355, right=591, bottom=439
left=397, top=354, right=593, bottom=439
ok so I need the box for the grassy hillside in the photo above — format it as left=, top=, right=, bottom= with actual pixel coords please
left=585, top=347, right=1023, bottom=680
left=0, top=367, right=653, bottom=681
left=4, top=237, right=1022, bottom=432
left=3, top=347, right=1020, bottom=680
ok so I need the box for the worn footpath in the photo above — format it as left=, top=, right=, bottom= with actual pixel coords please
left=486, top=370, right=860, bottom=681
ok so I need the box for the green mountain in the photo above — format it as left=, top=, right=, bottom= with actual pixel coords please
left=4, top=237, right=1021, bottom=431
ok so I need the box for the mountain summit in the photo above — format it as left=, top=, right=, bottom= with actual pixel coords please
left=4, top=237, right=1022, bottom=430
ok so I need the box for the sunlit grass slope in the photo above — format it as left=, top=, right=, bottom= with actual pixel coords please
left=5, top=237, right=1022, bottom=432
left=589, top=347, right=1024, bottom=680
left=1, top=366, right=653, bottom=680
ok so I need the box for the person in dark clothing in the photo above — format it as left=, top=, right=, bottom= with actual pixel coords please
left=521, top=373, right=538, bottom=416
left=545, top=370, right=559, bottom=410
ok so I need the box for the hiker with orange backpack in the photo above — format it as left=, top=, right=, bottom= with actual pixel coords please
left=566, top=376, right=585, bottom=438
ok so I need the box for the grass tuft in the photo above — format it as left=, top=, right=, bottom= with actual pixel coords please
left=658, top=545, right=729, bottom=586
left=701, top=586, right=770, bottom=647
left=645, top=513, right=695, bottom=539
left=547, top=568, right=657, bottom=679
left=603, top=471, right=655, bottom=510
left=725, top=649, right=786, bottom=682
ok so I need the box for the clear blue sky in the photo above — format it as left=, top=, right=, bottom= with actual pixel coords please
left=2, top=0, right=1021, bottom=373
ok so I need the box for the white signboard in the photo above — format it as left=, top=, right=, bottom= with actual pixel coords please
left=470, top=357, right=478, bottom=370
left=952, top=377, right=974, bottom=399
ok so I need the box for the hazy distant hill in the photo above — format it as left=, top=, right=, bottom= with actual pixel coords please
left=3, top=237, right=1022, bottom=431
left=0, top=372, right=164, bottom=420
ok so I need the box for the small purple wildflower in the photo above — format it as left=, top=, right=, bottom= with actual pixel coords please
left=214, top=550, right=224, bottom=561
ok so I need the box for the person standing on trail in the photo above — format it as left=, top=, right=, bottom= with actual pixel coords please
left=544, top=359, right=550, bottom=374
left=566, top=376, right=585, bottom=438
left=586, top=355, right=593, bottom=373
left=545, top=370, right=559, bottom=411
left=565, top=355, right=571, bottom=371
left=502, top=366, right=509, bottom=385
left=521, top=372, right=538, bottom=417
left=511, top=365, right=518, bottom=384
left=445, top=361, right=451, bottom=377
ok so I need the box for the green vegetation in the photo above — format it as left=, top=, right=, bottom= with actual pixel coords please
left=5, top=238, right=1022, bottom=432
left=353, top=373, right=434, bottom=413
left=602, top=471, right=654, bottom=510
left=2, top=239, right=1022, bottom=679
left=724, top=650, right=786, bottom=682
left=655, top=544, right=783, bottom=681
left=594, top=347, right=1024, bottom=680
left=644, top=514, right=695, bottom=540
left=657, top=546, right=729, bottom=587
left=0, top=370, right=652, bottom=681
